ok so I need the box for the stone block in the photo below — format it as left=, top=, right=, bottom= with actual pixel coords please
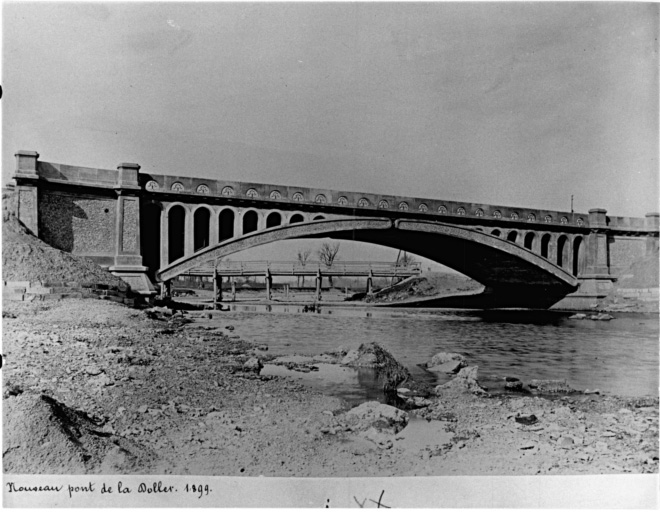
left=2, top=293, right=24, bottom=301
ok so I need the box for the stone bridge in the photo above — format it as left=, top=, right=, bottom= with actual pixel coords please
left=11, top=151, right=659, bottom=308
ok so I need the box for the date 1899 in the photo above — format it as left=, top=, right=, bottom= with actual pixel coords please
left=184, top=484, right=211, bottom=499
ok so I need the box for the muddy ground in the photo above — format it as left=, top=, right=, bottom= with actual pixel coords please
left=2, top=298, right=658, bottom=477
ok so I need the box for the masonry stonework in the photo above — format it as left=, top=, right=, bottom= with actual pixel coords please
left=39, top=190, right=116, bottom=255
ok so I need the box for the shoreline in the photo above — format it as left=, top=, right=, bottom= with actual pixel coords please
left=2, top=298, right=658, bottom=476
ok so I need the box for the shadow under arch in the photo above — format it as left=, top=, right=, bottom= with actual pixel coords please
left=157, top=217, right=579, bottom=309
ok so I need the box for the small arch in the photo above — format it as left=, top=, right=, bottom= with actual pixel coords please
left=194, top=207, right=211, bottom=251
left=242, top=210, right=259, bottom=235
left=524, top=232, right=535, bottom=250
left=572, top=236, right=584, bottom=276
left=491, top=229, right=501, bottom=237
left=398, top=202, right=409, bottom=211
left=357, top=198, right=370, bottom=207
left=541, top=233, right=551, bottom=259
left=493, top=210, right=502, bottom=219
left=475, top=227, right=484, bottom=232
left=171, top=182, right=185, bottom=192
left=270, top=190, right=282, bottom=200
left=145, top=180, right=159, bottom=191
left=290, top=213, right=305, bottom=224
left=266, top=211, right=282, bottom=229
left=337, top=196, right=348, bottom=206
left=196, top=184, right=210, bottom=194
left=292, top=192, right=304, bottom=202
left=313, top=215, right=325, bottom=221
left=527, top=213, right=536, bottom=222
left=315, top=194, right=327, bottom=204
left=168, top=205, right=186, bottom=263
left=556, top=235, right=569, bottom=268
left=221, top=186, right=235, bottom=196
left=560, top=216, right=568, bottom=225
left=218, top=209, right=235, bottom=242
left=438, top=205, right=448, bottom=214
left=507, top=231, right=518, bottom=243
left=418, top=203, right=428, bottom=212
left=456, top=207, right=466, bottom=216
left=378, top=200, right=389, bottom=209
left=510, top=212, right=519, bottom=220
left=544, top=215, right=553, bottom=223
left=246, top=188, right=259, bottom=198
left=475, top=208, right=484, bottom=217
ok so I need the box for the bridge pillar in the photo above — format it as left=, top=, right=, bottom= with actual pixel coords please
left=184, top=207, right=194, bottom=256
left=109, top=163, right=154, bottom=295
left=160, top=208, right=169, bottom=269
left=315, top=270, right=322, bottom=302
left=646, top=213, right=659, bottom=255
left=13, top=151, right=40, bottom=236
left=577, top=208, right=615, bottom=299
left=366, top=270, right=374, bottom=295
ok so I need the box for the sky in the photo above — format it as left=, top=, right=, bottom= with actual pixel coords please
left=2, top=2, right=658, bottom=265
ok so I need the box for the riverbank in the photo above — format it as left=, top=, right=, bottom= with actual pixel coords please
left=3, top=298, right=658, bottom=476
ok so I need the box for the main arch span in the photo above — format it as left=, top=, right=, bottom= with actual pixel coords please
left=158, top=218, right=579, bottom=308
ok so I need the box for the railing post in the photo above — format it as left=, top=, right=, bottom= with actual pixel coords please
left=231, top=279, right=236, bottom=301
left=160, top=279, right=172, bottom=299
left=265, top=268, right=272, bottom=301
left=366, top=269, right=374, bottom=295
left=213, top=267, right=222, bottom=306
left=316, top=269, right=322, bottom=302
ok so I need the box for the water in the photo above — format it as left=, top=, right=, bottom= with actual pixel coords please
left=208, top=305, right=659, bottom=402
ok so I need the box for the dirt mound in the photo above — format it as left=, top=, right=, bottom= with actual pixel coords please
left=2, top=191, right=125, bottom=287
left=366, top=272, right=481, bottom=303
left=3, top=393, right=159, bottom=474
left=616, top=249, right=659, bottom=289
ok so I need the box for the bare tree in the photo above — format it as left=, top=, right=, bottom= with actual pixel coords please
left=318, top=241, right=340, bottom=286
left=398, top=252, right=418, bottom=267
left=296, top=248, right=312, bottom=287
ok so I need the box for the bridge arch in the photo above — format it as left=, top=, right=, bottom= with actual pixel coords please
left=266, top=211, right=283, bottom=228
left=193, top=206, right=212, bottom=251
left=572, top=235, right=584, bottom=276
left=167, top=204, right=187, bottom=263
left=157, top=217, right=578, bottom=308
left=556, top=234, right=570, bottom=269
left=523, top=232, right=535, bottom=251
left=289, top=213, right=305, bottom=224
left=507, top=230, right=518, bottom=243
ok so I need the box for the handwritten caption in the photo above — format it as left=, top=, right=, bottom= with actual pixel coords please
left=7, top=481, right=211, bottom=500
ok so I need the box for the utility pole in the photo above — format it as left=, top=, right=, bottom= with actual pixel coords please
left=571, top=195, right=574, bottom=213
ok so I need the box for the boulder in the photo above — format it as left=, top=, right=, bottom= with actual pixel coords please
left=426, top=352, right=465, bottom=369
left=435, top=366, right=488, bottom=396
left=528, top=379, right=577, bottom=394
left=341, top=343, right=411, bottom=391
left=343, top=401, right=409, bottom=434
left=243, top=357, right=263, bottom=374
left=568, top=313, right=587, bottom=320
left=427, top=360, right=464, bottom=374
left=505, top=377, right=523, bottom=391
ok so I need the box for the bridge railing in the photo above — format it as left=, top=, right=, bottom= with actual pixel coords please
left=181, top=260, right=422, bottom=277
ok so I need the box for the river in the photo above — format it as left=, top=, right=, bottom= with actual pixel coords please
left=206, top=305, right=659, bottom=403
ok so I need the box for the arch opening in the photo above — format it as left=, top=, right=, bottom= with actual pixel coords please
left=507, top=231, right=518, bottom=243
left=541, top=234, right=551, bottom=259
left=556, top=235, right=569, bottom=269
left=290, top=214, right=305, bottom=224
left=194, top=208, right=211, bottom=252
left=572, top=237, right=584, bottom=276
left=242, top=211, right=259, bottom=235
left=168, top=205, right=186, bottom=263
left=219, top=209, right=235, bottom=242
left=266, top=212, right=282, bottom=229
left=491, top=229, right=501, bottom=237
left=524, top=232, right=535, bottom=250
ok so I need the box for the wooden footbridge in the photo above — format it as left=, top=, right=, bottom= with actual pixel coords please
left=170, top=260, right=423, bottom=302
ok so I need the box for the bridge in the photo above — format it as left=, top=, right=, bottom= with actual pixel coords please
left=11, top=150, right=659, bottom=308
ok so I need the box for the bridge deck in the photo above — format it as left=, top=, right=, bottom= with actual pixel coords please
left=181, top=260, right=422, bottom=277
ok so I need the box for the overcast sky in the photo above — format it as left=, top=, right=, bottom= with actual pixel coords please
left=3, top=2, right=658, bottom=219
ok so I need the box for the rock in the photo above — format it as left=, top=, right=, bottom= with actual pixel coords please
left=397, top=388, right=412, bottom=396
left=341, top=349, right=360, bottom=365
left=257, top=345, right=268, bottom=351
left=569, top=313, right=587, bottom=319
left=85, top=366, right=103, bottom=376
left=343, top=401, right=409, bottom=434
left=589, top=313, right=614, bottom=321
left=225, top=325, right=235, bottom=331
left=342, top=343, right=411, bottom=391
left=427, top=360, right=464, bottom=374
left=528, top=379, right=577, bottom=394
left=505, top=377, right=524, bottom=390
left=426, top=352, right=465, bottom=368
left=243, top=357, right=263, bottom=374
left=515, top=414, right=538, bottom=426
left=435, top=366, right=488, bottom=396
left=363, top=427, right=394, bottom=449
left=584, top=389, right=600, bottom=395
left=558, top=436, right=575, bottom=449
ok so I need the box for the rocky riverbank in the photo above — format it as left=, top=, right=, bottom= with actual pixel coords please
left=3, top=298, right=658, bottom=476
